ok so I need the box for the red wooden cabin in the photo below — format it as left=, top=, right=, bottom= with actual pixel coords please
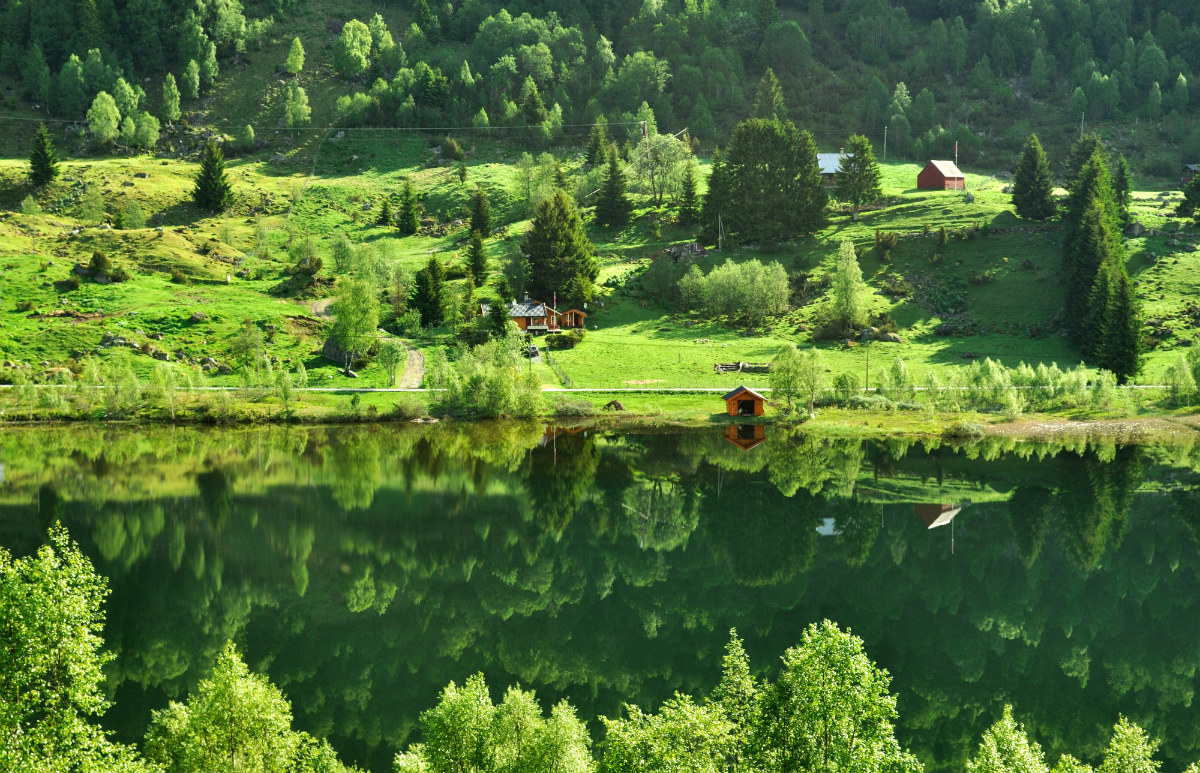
left=917, top=160, right=965, bottom=190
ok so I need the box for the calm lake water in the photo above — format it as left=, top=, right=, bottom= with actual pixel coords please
left=3, top=423, right=1200, bottom=772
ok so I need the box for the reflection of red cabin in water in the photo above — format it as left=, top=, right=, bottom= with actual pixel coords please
left=722, top=385, right=766, bottom=417
left=479, top=297, right=588, bottom=334
left=913, top=503, right=962, bottom=529
left=539, top=424, right=587, bottom=447
left=724, top=423, right=766, bottom=450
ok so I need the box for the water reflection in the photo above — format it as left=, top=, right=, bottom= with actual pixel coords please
left=1, top=424, right=1200, bottom=772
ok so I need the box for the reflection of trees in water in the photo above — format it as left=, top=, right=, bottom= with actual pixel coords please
left=4, top=427, right=1200, bottom=772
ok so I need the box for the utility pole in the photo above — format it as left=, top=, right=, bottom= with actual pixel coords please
left=883, top=125, right=888, bottom=160
left=717, top=213, right=723, bottom=251
left=1080, top=112, right=1085, bottom=140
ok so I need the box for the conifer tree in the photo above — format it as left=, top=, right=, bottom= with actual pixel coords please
left=700, top=147, right=730, bottom=244
left=1097, top=266, right=1143, bottom=384
left=721, top=118, right=826, bottom=240
left=1064, top=133, right=1104, bottom=192
left=192, top=141, right=234, bottom=212
left=752, top=67, right=786, bottom=122
left=487, top=300, right=510, bottom=338
left=585, top=119, right=609, bottom=166
left=1012, top=134, right=1056, bottom=220
left=594, top=149, right=632, bottom=228
left=553, top=162, right=570, bottom=194
left=378, top=198, right=392, bottom=226
left=522, top=191, right=597, bottom=306
left=835, top=134, right=882, bottom=221
left=1062, top=155, right=1122, bottom=348
left=678, top=160, right=699, bottom=225
left=28, top=123, right=58, bottom=188
left=182, top=60, right=200, bottom=101
left=467, top=230, right=487, bottom=284
left=469, top=187, right=491, bottom=236
left=1112, top=155, right=1132, bottom=225
left=161, top=73, right=181, bottom=124
left=518, top=76, right=547, bottom=124
left=411, top=255, right=444, bottom=327
left=1176, top=174, right=1200, bottom=221
left=397, top=180, right=419, bottom=235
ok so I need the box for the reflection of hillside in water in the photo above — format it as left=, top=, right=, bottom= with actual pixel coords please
left=0, top=424, right=1198, bottom=772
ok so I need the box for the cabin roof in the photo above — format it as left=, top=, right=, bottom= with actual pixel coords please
left=722, top=385, right=767, bottom=402
left=509, top=299, right=547, bottom=317
left=818, top=152, right=849, bottom=175
left=926, top=159, right=965, bottom=178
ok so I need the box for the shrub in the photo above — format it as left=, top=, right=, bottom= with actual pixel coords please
left=552, top=399, right=595, bottom=416
left=848, top=393, right=896, bottom=410
left=109, top=266, right=131, bottom=283
left=170, top=268, right=188, bottom=284
left=441, top=136, right=463, bottom=161
left=938, top=225, right=948, bottom=246
left=546, top=329, right=585, bottom=349
left=15, top=300, right=34, bottom=312
left=943, top=421, right=985, bottom=440
left=89, top=251, right=111, bottom=274
left=63, top=274, right=82, bottom=290
left=833, top=372, right=860, bottom=404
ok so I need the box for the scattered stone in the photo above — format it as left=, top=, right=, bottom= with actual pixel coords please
left=149, top=332, right=164, bottom=340
left=151, top=350, right=170, bottom=361
left=1001, top=185, right=1014, bottom=194
left=879, top=332, right=902, bottom=343
left=188, top=312, right=209, bottom=323
left=217, top=364, right=233, bottom=374
left=961, top=351, right=978, bottom=359
left=134, top=171, right=149, bottom=178
left=963, top=192, right=975, bottom=203
left=122, top=180, right=134, bottom=187
left=603, top=399, right=626, bottom=411
left=1125, top=221, right=1146, bottom=237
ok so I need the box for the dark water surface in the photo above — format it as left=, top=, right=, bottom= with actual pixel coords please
left=3, top=423, right=1200, bottom=772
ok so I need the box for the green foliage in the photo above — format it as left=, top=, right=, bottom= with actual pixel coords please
left=966, top=705, right=1048, bottom=773
left=467, top=230, right=488, bottom=285
left=0, top=525, right=151, bottom=773
left=29, top=123, right=58, bottom=187
left=193, top=141, right=234, bottom=213
left=120, top=199, right=145, bottom=229
left=397, top=179, right=420, bottom=236
left=721, top=118, right=827, bottom=241
left=678, top=160, right=700, bottom=225
left=1176, top=174, right=1200, bottom=221
left=285, top=83, right=311, bottom=127
left=469, top=187, right=492, bottom=236
left=521, top=191, right=597, bottom=308
left=87, top=90, right=120, bottom=144
left=752, top=67, right=786, bottom=122
left=376, top=339, right=406, bottom=387
left=595, top=150, right=632, bottom=228
left=829, top=239, right=868, bottom=329
left=161, top=73, right=181, bottom=123
left=413, top=254, right=445, bottom=327
left=771, top=343, right=825, bottom=413
left=1013, top=134, right=1056, bottom=220
left=334, top=20, right=372, bottom=78
left=1099, top=718, right=1160, bottom=773
left=430, top=338, right=543, bottom=418
left=835, top=135, right=882, bottom=219
left=182, top=60, right=200, bottom=101
left=586, top=120, right=609, bottom=167
left=602, top=694, right=732, bottom=773
left=678, top=258, right=789, bottom=326
left=285, top=37, right=305, bottom=75
left=635, top=132, right=692, bottom=207
left=750, top=620, right=920, bottom=773
left=330, top=277, right=380, bottom=372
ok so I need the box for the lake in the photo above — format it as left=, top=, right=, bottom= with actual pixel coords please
left=2, top=423, right=1200, bottom=772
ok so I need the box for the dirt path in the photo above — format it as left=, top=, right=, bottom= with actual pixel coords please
left=309, top=298, right=334, bottom=317
left=985, top=415, right=1200, bottom=442
left=398, top=343, right=424, bottom=388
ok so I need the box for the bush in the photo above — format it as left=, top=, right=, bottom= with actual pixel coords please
left=391, top=397, right=429, bottom=420
left=552, top=399, right=595, bottom=416
left=441, top=136, right=463, bottom=161
left=89, top=251, right=111, bottom=274
left=832, top=372, right=860, bottom=404
left=15, top=300, right=34, bottom=312
left=109, top=266, right=131, bottom=283
left=546, top=329, right=585, bottom=349
left=170, top=268, right=189, bottom=284
left=848, top=393, right=896, bottom=410
left=943, top=421, right=985, bottom=440
left=63, top=274, right=82, bottom=290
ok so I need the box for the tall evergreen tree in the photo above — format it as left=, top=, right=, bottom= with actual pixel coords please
left=397, top=180, right=419, bottom=235
left=594, top=149, right=632, bottom=228
left=700, top=147, right=730, bottom=244
left=752, top=68, right=786, bottom=122
left=28, top=123, right=58, bottom=188
left=722, top=118, right=826, bottom=240
left=1064, top=133, right=1104, bottom=192
left=161, top=73, right=181, bottom=124
left=467, top=230, right=488, bottom=285
left=411, top=255, right=444, bottom=327
left=285, top=37, right=305, bottom=75
left=377, top=198, right=392, bottom=226
left=518, top=76, right=547, bottom=124
left=1012, top=134, right=1056, bottom=220
left=1112, top=155, right=1132, bottom=225
left=1176, top=173, right=1200, bottom=221
left=585, top=119, right=609, bottom=166
left=192, top=141, right=233, bottom=212
left=1097, top=264, right=1143, bottom=384
left=678, top=160, right=699, bottom=225
left=834, top=134, right=882, bottom=221
left=469, top=187, right=491, bottom=236
left=521, top=191, right=597, bottom=307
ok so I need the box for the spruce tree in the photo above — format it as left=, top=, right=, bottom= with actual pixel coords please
left=1062, top=155, right=1122, bottom=347
left=397, top=180, right=419, bottom=235
left=469, top=187, right=491, bottom=236
left=518, top=76, right=547, bottom=124
left=1097, top=266, right=1143, bottom=384
left=752, top=67, right=786, bottom=122
left=834, top=134, right=882, bottom=221
left=1112, top=155, right=1132, bottom=225
left=28, top=123, right=58, bottom=188
left=521, top=191, right=597, bottom=306
left=467, top=230, right=488, bottom=284
left=1012, top=133, right=1056, bottom=220
left=377, top=198, right=392, bottom=226
left=1176, top=174, right=1200, bottom=220
left=700, top=147, right=730, bottom=244
left=192, top=141, right=233, bottom=212
left=722, top=118, right=827, bottom=240
left=678, top=161, right=699, bottom=225
left=553, top=162, right=570, bottom=194
left=594, top=149, right=632, bottom=228
left=285, top=37, right=305, bottom=75
left=1064, top=133, right=1104, bottom=192
left=585, top=119, right=609, bottom=166
left=411, top=255, right=445, bottom=327
left=487, top=300, right=510, bottom=338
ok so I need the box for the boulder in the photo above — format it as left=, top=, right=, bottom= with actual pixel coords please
left=603, top=399, right=626, bottom=411
left=216, top=364, right=233, bottom=374
left=1124, top=221, right=1146, bottom=237
left=188, top=311, right=209, bottom=323
left=880, top=332, right=902, bottom=343
left=963, top=192, right=975, bottom=203
left=322, top=336, right=350, bottom=365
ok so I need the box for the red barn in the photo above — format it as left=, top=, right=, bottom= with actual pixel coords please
left=917, top=160, right=965, bottom=190
left=722, top=385, right=766, bottom=417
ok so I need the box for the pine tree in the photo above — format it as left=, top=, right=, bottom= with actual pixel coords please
left=1112, top=155, right=1132, bottom=225
left=411, top=255, right=444, bottom=327
left=285, top=37, right=305, bottom=75
left=469, top=187, right=491, bottom=236
left=1064, top=133, right=1104, bottom=192
left=28, top=123, right=58, bottom=188
left=1062, top=156, right=1121, bottom=346
left=834, top=134, right=882, bottom=221
left=377, top=199, right=392, bottom=226
left=192, top=141, right=234, bottom=212
left=182, top=60, right=200, bottom=101
left=594, top=149, right=632, bottom=228
left=518, top=76, right=547, bottom=124
left=752, top=67, right=786, bottom=122
left=487, top=300, right=510, bottom=338
left=585, top=119, right=609, bottom=166
left=522, top=192, right=597, bottom=307
left=700, top=147, right=730, bottom=244
left=397, top=180, right=419, bottom=235
left=1097, top=266, right=1143, bottom=384
left=678, top=161, right=699, bottom=225
left=1176, top=174, right=1200, bottom=221
left=467, top=230, right=487, bottom=284
left=1012, top=134, right=1056, bottom=220
left=162, top=73, right=181, bottom=123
